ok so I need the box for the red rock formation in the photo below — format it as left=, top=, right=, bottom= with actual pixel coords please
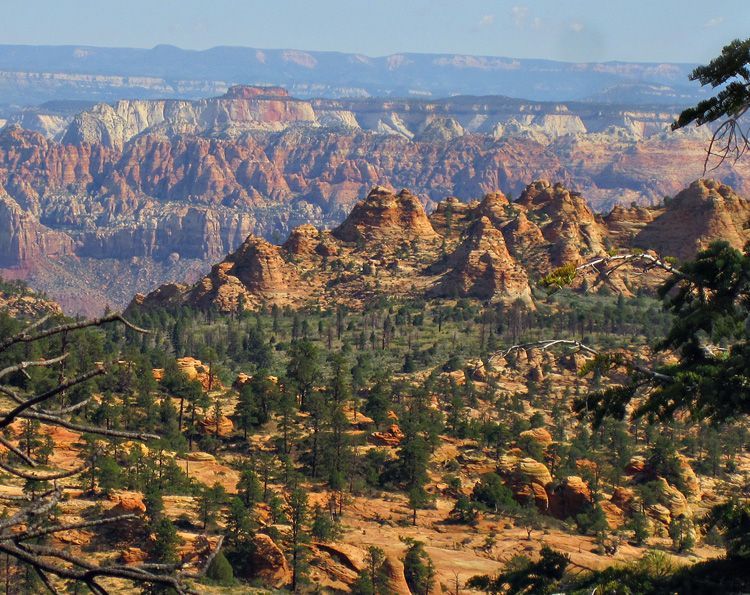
left=516, top=179, right=609, bottom=266
left=249, top=533, right=291, bottom=588
left=189, top=235, right=306, bottom=311
left=199, top=415, right=234, bottom=437
left=519, top=427, right=553, bottom=446
left=333, top=187, right=438, bottom=244
left=549, top=476, right=593, bottom=519
left=369, top=424, right=405, bottom=447
left=634, top=179, right=750, bottom=260
left=0, top=190, right=75, bottom=266
left=431, top=216, right=532, bottom=303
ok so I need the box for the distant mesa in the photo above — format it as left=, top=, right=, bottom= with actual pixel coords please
left=223, top=85, right=290, bottom=99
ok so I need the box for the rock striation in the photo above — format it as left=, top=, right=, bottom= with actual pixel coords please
left=430, top=216, right=532, bottom=303
left=333, top=187, right=438, bottom=244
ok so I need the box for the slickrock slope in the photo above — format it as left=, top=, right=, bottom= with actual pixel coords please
left=133, top=178, right=750, bottom=313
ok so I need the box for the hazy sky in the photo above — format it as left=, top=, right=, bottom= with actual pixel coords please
left=1, top=0, right=747, bottom=63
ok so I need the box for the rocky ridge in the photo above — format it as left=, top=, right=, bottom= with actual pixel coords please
left=132, top=179, right=750, bottom=313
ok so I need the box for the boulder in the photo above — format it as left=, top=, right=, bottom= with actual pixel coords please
left=519, top=427, right=553, bottom=447
left=233, top=373, right=252, bottom=390
left=107, top=490, right=146, bottom=514
left=625, top=456, right=647, bottom=476
left=676, top=454, right=700, bottom=500
left=381, top=554, right=411, bottom=595
left=121, top=547, right=149, bottom=565
left=184, top=451, right=216, bottom=462
left=176, top=356, right=219, bottom=391
left=250, top=533, right=292, bottom=588
left=654, top=478, right=691, bottom=519
left=600, top=501, right=626, bottom=529
left=516, top=481, right=550, bottom=510
left=646, top=503, right=671, bottom=526
left=508, top=458, right=553, bottom=510
left=549, top=476, right=592, bottom=519
left=369, top=424, right=404, bottom=447
left=610, top=486, right=635, bottom=513
left=198, top=414, right=234, bottom=437
left=514, top=458, right=553, bottom=486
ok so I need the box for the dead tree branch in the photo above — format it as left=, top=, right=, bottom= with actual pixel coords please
left=0, top=313, right=149, bottom=353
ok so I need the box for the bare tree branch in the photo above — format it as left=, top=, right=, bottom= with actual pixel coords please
left=0, top=313, right=150, bottom=353
left=490, top=339, right=673, bottom=383
left=0, top=489, right=62, bottom=532
left=0, top=541, right=186, bottom=594
left=0, top=355, right=68, bottom=382
left=0, top=459, right=87, bottom=481
left=701, top=106, right=750, bottom=173
left=491, top=339, right=599, bottom=360
left=34, top=566, right=60, bottom=595
left=0, top=312, right=183, bottom=592
left=0, top=435, right=38, bottom=467
left=15, top=514, right=138, bottom=542
left=0, top=368, right=105, bottom=430
left=575, top=253, right=685, bottom=280
left=18, top=411, right=161, bottom=441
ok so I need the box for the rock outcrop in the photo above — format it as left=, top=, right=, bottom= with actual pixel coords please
left=333, top=187, right=438, bottom=244
left=190, top=235, right=306, bottom=311
left=515, top=180, right=609, bottom=267
left=130, top=177, right=750, bottom=314
left=2, top=78, right=748, bottom=315
left=431, top=216, right=532, bottom=303
left=63, top=86, right=317, bottom=149
left=549, top=476, right=593, bottom=519
left=634, top=179, right=750, bottom=260
left=249, top=533, right=292, bottom=588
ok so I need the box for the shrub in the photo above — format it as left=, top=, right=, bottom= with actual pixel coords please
left=206, top=550, right=235, bottom=585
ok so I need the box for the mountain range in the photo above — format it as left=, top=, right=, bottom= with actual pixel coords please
left=0, top=43, right=707, bottom=107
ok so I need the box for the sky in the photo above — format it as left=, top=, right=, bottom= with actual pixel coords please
left=0, top=0, right=748, bottom=64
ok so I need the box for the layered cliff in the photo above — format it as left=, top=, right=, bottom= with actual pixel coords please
left=1, top=88, right=749, bottom=314
left=62, top=86, right=317, bottom=149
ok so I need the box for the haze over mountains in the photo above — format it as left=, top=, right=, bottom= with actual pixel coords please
left=0, top=43, right=707, bottom=107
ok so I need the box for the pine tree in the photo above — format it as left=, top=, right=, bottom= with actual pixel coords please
left=286, top=484, right=310, bottom=592
left=402, top=540, right=436, bottom=595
